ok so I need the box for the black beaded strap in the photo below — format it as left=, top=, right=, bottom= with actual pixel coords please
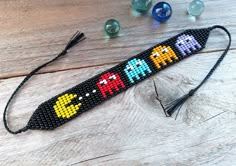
left=3, top=25, right=231, bottom=134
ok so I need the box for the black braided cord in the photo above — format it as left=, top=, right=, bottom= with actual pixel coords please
left=3, top=26, right=230, bottom=134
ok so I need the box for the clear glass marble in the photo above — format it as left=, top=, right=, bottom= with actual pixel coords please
left=131, top=0, right=152, bottom=13
left=104, top=19, right=120, bottom=37
left=188, top=0, right=205, bottom=16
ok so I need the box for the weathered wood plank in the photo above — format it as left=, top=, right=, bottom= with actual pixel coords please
left=1, top=0, right=236, bottom=165
left=0, top=0, right=236, bottom=78
left=0, top=50, right=235, bottom=165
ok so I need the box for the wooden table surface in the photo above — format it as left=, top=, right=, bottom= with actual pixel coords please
left=0, top=0, right=235, bottom=165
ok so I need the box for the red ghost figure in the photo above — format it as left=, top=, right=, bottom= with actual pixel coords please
left=97, top=72, right=125, bottom=98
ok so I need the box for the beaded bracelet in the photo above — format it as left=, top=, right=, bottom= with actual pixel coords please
left=3, top=25, right=231, bottom=134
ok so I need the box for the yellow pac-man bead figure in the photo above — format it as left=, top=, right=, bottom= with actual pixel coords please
left=53, top=93, right=81, bottom=119
left=150, top=45, right=178, bottom=69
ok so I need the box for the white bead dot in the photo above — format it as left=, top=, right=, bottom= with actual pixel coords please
left=92, top=90, right=96, bottom=93
left=86, top=93, right=90, bottom=97
left=79, top=97, right=83, bottom=100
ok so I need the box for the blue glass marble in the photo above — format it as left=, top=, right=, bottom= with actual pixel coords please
left=131, top=0, right=153, bottom=13
left=104, top=19, right=120, bottom=37
left=152, top=2, right=172, bottom=22
left=188, top=0, right=205, bottom=16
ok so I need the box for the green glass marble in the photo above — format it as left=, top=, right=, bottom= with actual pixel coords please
left=188, top=0, right=205, bottom=16
left=104, top=19, right=120, bottom=37
left=131, top=0, right=152, bottom=13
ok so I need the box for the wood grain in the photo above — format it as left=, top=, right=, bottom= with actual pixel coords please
left=0, top=0, right=236, bottom=165
left=0, top=0, right=236, bottom=79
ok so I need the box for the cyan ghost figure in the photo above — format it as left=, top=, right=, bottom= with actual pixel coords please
left=124, top=58, right=152, bottom=83
left=175, top=34, right=202, bottom=56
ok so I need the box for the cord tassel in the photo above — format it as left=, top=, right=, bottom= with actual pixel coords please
left=64, top=31, right=85, bottom=50
left=3, top=31, right=86, bottom=134
left=164, top=25, right=231, bottom=118
left=165, top=89, right=195, bottom=116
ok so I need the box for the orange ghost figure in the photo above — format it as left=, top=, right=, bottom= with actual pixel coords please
left=150, top=45, right=178, bottom=69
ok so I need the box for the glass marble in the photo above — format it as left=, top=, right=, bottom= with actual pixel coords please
left=188, top=0, right=205, bottom=16
left=152, top=2, right=172, bottom=22
left=131, top=0, right=152, bottom=13
left=104, top=19, right=120, bottom=37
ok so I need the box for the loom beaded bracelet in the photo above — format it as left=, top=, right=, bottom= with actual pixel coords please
left=3, top=25, right=231, bottom=134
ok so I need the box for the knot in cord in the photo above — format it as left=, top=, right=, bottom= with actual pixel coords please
left=188, top=89, right=195, bottom=96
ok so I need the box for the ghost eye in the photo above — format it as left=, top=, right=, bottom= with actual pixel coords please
left=136, top=61, right=142, bottom=67
left=186, top=37, right=191, bottom=42
left=127, top=66, right=134, bottom=71
left=177, top=40, right=184, bottom=46
left=153, top=52, right=159, bottom=57
left=109, top=75, right=116, bottom=80
left=99, top=79, right=107, bottom=85
left=162, top=48, right=168, bottom=54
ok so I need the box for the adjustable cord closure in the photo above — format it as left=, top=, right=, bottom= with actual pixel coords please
left=3, top=31, right=86, bottom=134
left=162, top=25, right=231, bottom=118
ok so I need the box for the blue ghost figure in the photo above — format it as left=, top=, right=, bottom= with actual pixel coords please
left=175, top=34, right=202, bottom=56
left=124, top=58, right=152, bottom=83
